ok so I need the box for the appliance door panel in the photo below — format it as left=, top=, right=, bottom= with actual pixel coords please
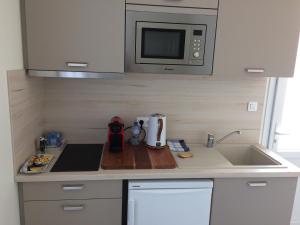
left=136, top=22, right=191, bottom=65
left=128, top=188, right=212, bottom=225
left=142, top=28, right=185, bottom=59
left=126, top=9, right=217, bottom=75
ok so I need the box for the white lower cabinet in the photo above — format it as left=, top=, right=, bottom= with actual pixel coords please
left=20, top=178, right=298, bottom=225
left=24, top=199, right=122, bottom=225
left=127, top=180, right=213, bottom=225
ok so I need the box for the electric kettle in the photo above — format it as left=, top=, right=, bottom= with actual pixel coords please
left=146, top=114, right=167, bottom=149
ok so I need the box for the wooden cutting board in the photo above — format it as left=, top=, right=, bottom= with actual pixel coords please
left=101, top=143, right=177, bottom=169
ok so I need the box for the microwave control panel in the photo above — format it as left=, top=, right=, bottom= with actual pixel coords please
left=189, top=27, right=206, bottom=65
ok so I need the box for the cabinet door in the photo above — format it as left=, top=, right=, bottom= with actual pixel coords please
left=214, top=0, right=300, bottom=77
left=210, top=178, right=298, bottom=225
left=24, top=0, right=125, bottom=73
left=126, top=0, right=218, bottom=9
left=24, top=199, right=122, bottom=225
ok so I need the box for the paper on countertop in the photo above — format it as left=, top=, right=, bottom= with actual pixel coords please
left=167, top=139, right=190, bottom=152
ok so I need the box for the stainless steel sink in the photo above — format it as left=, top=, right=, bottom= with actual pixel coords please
left=216, top=145, right=285, bottom=168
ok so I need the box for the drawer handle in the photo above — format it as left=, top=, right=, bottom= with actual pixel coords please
left=245, top=68, right=265, bottom=73
left=248, top=182, right=268, bottom=187
left=63, top=205, right=85, bottom=212
left=66, top=62, right=88, bottom=68
left=62, top=185, right=84, bottom=191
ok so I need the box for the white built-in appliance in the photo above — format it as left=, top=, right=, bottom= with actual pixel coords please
left=127, top=180, right=213, bottom=225
left=126, top=5, right=218, bottom=75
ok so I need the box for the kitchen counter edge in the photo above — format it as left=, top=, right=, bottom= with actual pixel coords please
left=15, top=167, right=300, bottom=183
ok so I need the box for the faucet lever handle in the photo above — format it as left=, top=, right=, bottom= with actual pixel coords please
left=207, top=134, right=215, bottom=148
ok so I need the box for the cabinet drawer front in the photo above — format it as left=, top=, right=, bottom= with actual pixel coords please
left=23, top=180, right=122, bottom=201
left=126, top=0, right=219, bottom=9
left=24, top=199, right=122, bottom=225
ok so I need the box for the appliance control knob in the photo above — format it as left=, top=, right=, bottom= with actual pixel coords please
left=193, top=52, right=200, bottom=58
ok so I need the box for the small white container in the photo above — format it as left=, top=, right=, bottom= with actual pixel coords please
left=146, top=113, right=167, bottom=148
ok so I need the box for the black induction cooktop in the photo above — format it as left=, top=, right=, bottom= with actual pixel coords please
left=51, top=144, right=103, bottom=172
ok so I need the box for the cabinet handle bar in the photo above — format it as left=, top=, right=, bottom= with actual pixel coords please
left=62, top=185, right=84, bottom=191
left=63, top=205, right=85, bottom=211
left=245, top=68, right=265, bottom=73
left=248, top=182, right=268, bottom=187
left=66, top=62, right=88, bottom=68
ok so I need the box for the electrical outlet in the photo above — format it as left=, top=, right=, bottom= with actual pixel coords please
left=248, top=101, right=258, bottom=112
left=136, top=117, right=149, bottom=127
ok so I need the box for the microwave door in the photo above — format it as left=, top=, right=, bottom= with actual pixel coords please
left=135, top=22, right=190, bottom=65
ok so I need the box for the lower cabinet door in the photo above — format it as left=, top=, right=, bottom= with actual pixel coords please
left=210, top=178, right=298, bottom=225
left=24, top=199, right=122, bottom=225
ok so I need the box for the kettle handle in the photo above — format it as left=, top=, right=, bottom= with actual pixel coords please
left=157, top=118, right=163, bottom=142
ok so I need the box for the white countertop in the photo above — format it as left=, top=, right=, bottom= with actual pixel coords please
left=15, top=144, right=300, bottom=182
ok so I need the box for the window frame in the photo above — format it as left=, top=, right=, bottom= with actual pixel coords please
left=262, top=77, right=300, bottom=159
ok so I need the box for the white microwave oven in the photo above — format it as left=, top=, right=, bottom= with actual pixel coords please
left=125, top=5, right=218, bottom=75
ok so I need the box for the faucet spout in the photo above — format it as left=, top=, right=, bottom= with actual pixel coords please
left=216, top=130, right=242, bottom=144
left=206, top=130, right=242, bottom=148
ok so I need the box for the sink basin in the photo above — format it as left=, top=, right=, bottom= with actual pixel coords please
left=216, top=145, right=285, bottom=168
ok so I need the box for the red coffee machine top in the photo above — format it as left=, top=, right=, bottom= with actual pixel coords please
left=107, top=116, right=125, bottom=153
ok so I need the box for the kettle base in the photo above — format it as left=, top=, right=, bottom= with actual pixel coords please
left=146, top=144, right=167, bottom=150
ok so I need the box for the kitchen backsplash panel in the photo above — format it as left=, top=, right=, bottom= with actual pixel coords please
left=7, top=70, right=45, bottom=174
left=44, top=73, right=267, bottom=144
left=7, top=71, right=267, bottom=172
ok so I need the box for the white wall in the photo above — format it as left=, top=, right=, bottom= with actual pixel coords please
left=0, top=0, right=23, bottom=224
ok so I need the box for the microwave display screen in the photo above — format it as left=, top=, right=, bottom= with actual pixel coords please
left=141, top=28, right=185, bottom=59
left=193, top=30, right=203, bottom=36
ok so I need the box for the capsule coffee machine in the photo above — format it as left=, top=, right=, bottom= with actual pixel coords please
left=107, top=116, right=125, bottom=153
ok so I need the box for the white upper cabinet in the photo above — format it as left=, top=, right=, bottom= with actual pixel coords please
left=214, top=0, right=300, bottom=77
left=23, top=0, right=125, bottom=73
left=126, top=0, right=219, bottom=9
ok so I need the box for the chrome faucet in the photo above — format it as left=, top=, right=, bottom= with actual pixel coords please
left=206, top=130, right=242, bottom=148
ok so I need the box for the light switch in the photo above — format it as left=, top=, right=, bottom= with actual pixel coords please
left=248, top=102, right=258, bottom=112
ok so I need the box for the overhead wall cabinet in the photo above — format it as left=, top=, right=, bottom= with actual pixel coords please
left=22, top=0, right=300, bottom=78
left=214, top=0, right=300, bottom=77
left=22, top=0, right=125, bottom=78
